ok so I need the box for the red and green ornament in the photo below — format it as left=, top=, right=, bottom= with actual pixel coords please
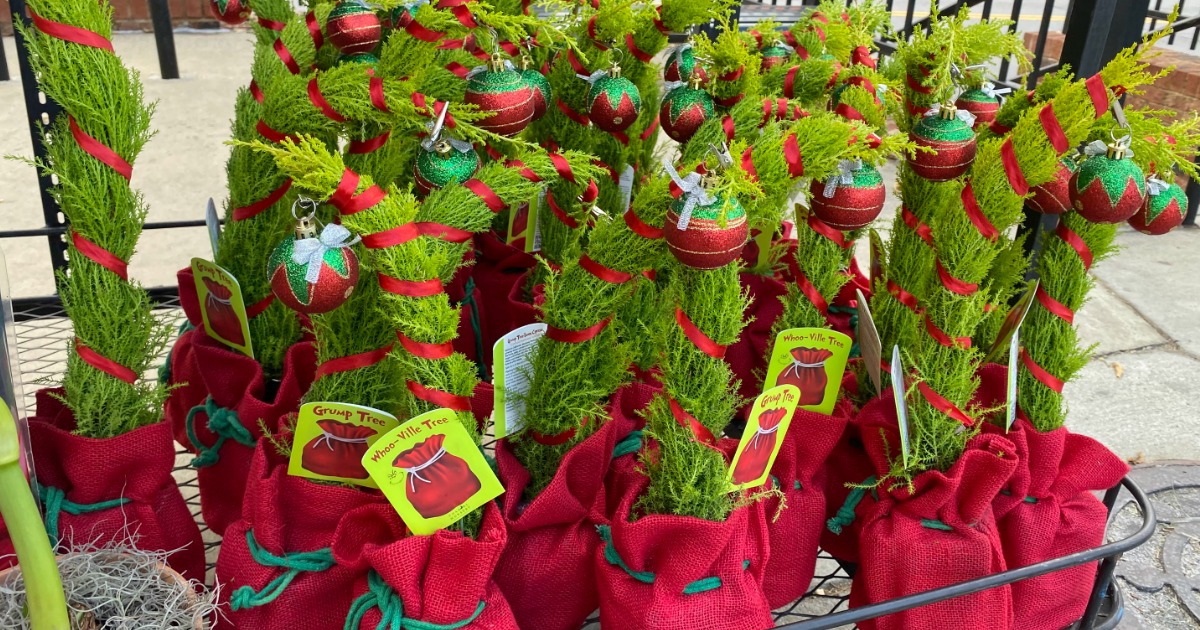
left=464, top=54, right=536, bottom=137
left=660, top=74, right=714, bottom=144
left=585, top=66, right=642, bottom=134
left=1128, top=174, right=1186, bottom=235
left=760, top=41, right=793, bottom=71
left=665, top=43, right=707, bottom=84
left=519, top=55, right=551, bottom=120
left=209, top=0, right=250, bottom=25
left=810, top=161, right=886, bottom=230
left=1070, top=140, right=1147, bottom=223
left=954, top=83, right=1007, bottom=129
left=909, top=104, right=977, bottom=181
left=339, top=52, right=379, bottom=66
left=664, top=171, right=748, bottom=269
left=327, top=0, right=382, bottom=56
left=268, top=214, right=360, bottom=315
left=1028, top=158, right=1077, bottom=214
left=414, top=138, right=481, bottom=197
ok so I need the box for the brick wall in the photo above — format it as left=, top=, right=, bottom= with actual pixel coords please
left=1028, top=31, right=1200, bottom=122
left=3, top=0, right=223, bottom=36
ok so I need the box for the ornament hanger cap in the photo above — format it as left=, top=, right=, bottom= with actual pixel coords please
left=938, top=102, right=959, bottom=120
left=488, top=52, right=506, bottom=72
left=687, top=70, right=705, bottom=90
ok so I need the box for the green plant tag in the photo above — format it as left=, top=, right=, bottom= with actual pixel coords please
left=869, top=228, right=884, bottom=286
left=753, top=227, right=773, bottom=271
left=192, top=257, right=253, bottom=358
left=764, top=328, right=852, bottom=414
left=206, top=198, right=221, bottom=258
left=890, top=345, right=910, bottom=468
left=361, top=409, right=504, bottom=535
left=1007, top=328, right=1020, bottom=432
left=287, top=402, right=398, bottom=488
left=727, top=385, right=800, bottom=490
left=506, top=201, right=530, bottom=247
left=492, top=323, right=547, bottom=438
left=984, top=280, right=1039, bottom=364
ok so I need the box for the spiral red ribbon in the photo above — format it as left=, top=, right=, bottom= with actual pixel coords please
left=1035, top=285, right=1075, bottom=324
left=316, top=344, right=395, bottom=379
left=308, top=78, right=347, bottom=123
left=75, top=338, right=137, bottom=384
left=1085, top=74, right=1110, bottom=118
left=916, top=381, right=975, bottom=426
left=808, top=214, right=851, bottom=249
left=349, top=131, right=390, bottom=154
left=548, top=153, right=575, bottom=184
left=249, top=80, right=265, bottom=103
left=272, top=38, right=301, bottom=74
left=530, top=425, right=578, bottom=445
left=783, top=66, right=800, bottom=100
left=255, top=119, right=298, bottom=145
left=580, top=255, right=633, bottom=284
left=741, top=146, right=759, bottom=183
left=961, top=182, right=999, bottom=242
left=624, top=208, right=663, bottom=239
left=379, top=274, right=444, bottom=297
left=68, top=116, right=132, bottom=181
left=1039, top=103, right=1069, bottom=153
left=404, top=19, right=445, bottom=42
left=626, top=33, right=652, bottom=62
left=641, top=116, right=660, bottom=141
left=900, top=206, right=934, bottom=247
left=407, top=381, right=472, bottom=411
left=1056, top=222, right=1094, bottom=269
left=668, top=397, right=718, bottom=447
left=722, top=115, right=736, bottom=142
left=397, top=330, right=454, bottom=360
left=463, top=179, right=506, bottom=213
left=30, top=10, right=113, bottom=51
left=329, top=169, right=386, bottom=215
left=936, top=260, right=978, bottom=296
left=546, top=192, right=580, bottom=229
left=305, top=11, right=323, bottom=49
left=783, top=134, right=804, bottom=177
left=545, top=316, right=611, bottom=344
left=989, top=119, right=1012, bottom=135
left=924, top=313, right=971, bottom=349
left=257, top=16, right=285, bottom=31
left=71, top=231, right=128, bottom=280
left=362, top=223, right=420, bottom=249
left=795, top=269, right=830, bottom=316
left=1021, top=347, right=1065, bottom=393
left=246, top=294, right=276, bottom=318
left=233, top=179, right=292, bottom=221
left=714, top=93, right=745, bottom=108
left=887, top=279, right=921, bottom=313
left=1000, top=138, right=1030, bottom=196
left=675, top=307, right=727, bottom=358
left=556, top=98, right=590, bottom=127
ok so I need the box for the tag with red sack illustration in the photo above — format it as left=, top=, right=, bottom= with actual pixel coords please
left=764, top=328, right=851, bottom=414
left=728, top=384, right=800, bottom=489
left=362, top=408, right=504, bottom=535
left=288, top=402, right=398, bottom=488
left=191, top=257, right=253, bottom=358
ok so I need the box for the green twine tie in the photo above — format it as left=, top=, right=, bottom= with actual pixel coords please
left=596, top=525, right=749, bottom=595
left=186, top=396, right=254, bottom=468
left=920, top=519, right=954, bottom=531
left=612, top=430, right=643, bottom=458
left=459, top=277, right=488, bottom=382
left=158, top=320, right=195, bottom=385
left=344, top=570, right=486, bottom=630
left=229, top=530, right=335, bottom=611
left=37, top=484, right=131, bottom=541
left=826, top=475, right=877, bottom=535
left=828, top=305, right=860, bottom=358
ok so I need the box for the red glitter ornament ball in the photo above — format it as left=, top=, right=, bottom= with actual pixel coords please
left=327, top=0, right=382, bottom=56
left=1128, top=178, right=1186, bottom=235
left=664, top=194, right=749, bottom=269
left=809, top=163, right=887, bottom=230
left=954, top=87, right=1001, bottom=129
left=464, top=55, right=535, bottom=137
left=209, top=0, right=250, bottom=25
left=664, top=44, right=708, bottom=84
left=908, top=106, right=977, bottom=181
left=1028, top=158, right=1077, bottom=214
left=587, top=71, right=642, bottom=134
left=267, top=218, right=360, bottom=315
left=1070, top=144, right=1147, bottom=224
left=660, top=76, right=714, bottom=144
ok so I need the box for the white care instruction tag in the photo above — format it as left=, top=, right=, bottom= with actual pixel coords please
left=619, top=165, right=635, bottom=214
left=206, top=198, right=221, bottom=257
left=890, top=345, right=911, bottom=469
left=492, top=323, right=547, bottom=438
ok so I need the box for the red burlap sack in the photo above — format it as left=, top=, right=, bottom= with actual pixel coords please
left=164, top=268, right=208, bottom=448
left=472, top=232, right=538, bottom=367
left=596, top=473, right=774, bottom=630
left=603, top=382, right=661, bottom=522
left=849, top=397, right=1018, bottom=630
left=390, top=434, right=482, bottom=520
left=0, top=389, right=205, bottom=582
left=774, top=347, right=834, bottom=405
left=301, top=420, right=375, bottom=479
left=184, top=335, right=316, bottom=536
left=760, top=399, right=852, bottom=608
left=333, top=502, right=519, bottom=629
left=994, top=419, right=1128, bottom=629
left=216, top=443, right=384, bottom=629
left=826, top=259, right=871, bottom=339
left=726, top=272, right=787, bottom=412
left=493, top=385, right=643, bottom=630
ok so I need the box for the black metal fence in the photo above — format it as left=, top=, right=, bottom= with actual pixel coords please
left=1, top=0, right=1197, bottom=314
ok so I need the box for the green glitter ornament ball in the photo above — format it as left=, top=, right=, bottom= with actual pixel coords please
left=665, top=44, right=707, bottom=84
left=1129, top=180, right=1187, bottom=235
left=664, top=194, right=748, bottom=269
left=521, top=65, right=552, bottom=120
left=1070, top=148, right=1147, bottom=223
left=338, top=52, right=379, bottom=66
left=414, top=141, right=481, bottom=196
left=660, top=81, right=714, bottom=144
left=587, top=74, right=641, bottom=134
left=760, top=43, right=792, bottom=71
left=908, top=109, right=977, bottom=181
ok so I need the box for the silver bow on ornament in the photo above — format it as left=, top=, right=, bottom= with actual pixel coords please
left=978, top=81, right=1012, bottom=101
left=662, top=156, right=715, bottom=231
left=465, top=58, right=516, bottom=79
left=422, top=104, right=473, bottom=153
left=1083, top=139, right=1133, bottom=158
left=291, top=223, right=360, bottom=284
left=823, top=159, right=863, bottom=198
left=578, top=69, right=609, bottom=84
left=1147, top=174, right=1171, bottom=196
left=925, top=102, right=976, bottom=128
